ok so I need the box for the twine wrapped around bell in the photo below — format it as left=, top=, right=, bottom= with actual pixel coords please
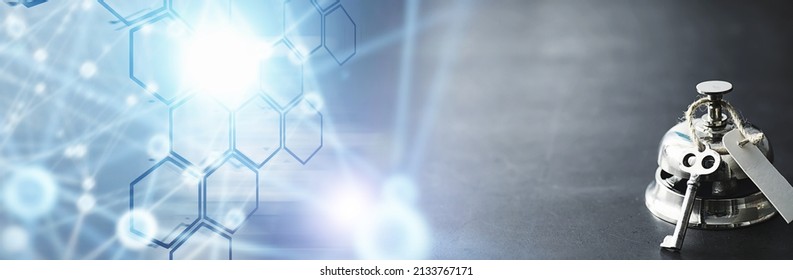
left=645, top=81, right=776, bottom=229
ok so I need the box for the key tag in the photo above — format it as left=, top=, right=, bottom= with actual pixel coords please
left=724, top=130, right=793, bottom=223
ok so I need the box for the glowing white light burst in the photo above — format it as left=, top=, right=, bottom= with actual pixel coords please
left=326, top=186, right=374, bottom=227
left=355, top=202, right=431, bottom=260
left=181, top=26, right=269, bottom=109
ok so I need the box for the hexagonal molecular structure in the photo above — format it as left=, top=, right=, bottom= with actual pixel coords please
left=171, top=95, right=231, bottom=170
left=170, top=223, right=231, bottom=260
left=99, top=0, right=166, bottom=26
left=130, top=15, right=192, bottom=105
left=260, top=42, right=304, bottom=109
left=171, top=0, right=231, bottom=31
left=235, top=97, right=281, bottom=167
left=284, top=99, right=323, bottom=164
left=323, top=5, right=356, bottom=65
left=130, top=158, right=201, bottom=248
left=284, top=0, right=322, bottom=57
left=312, top=0, right=338, bottom=11
left=204, top=155, right=258, bottom=233
left=231, top=0, right=284, bottom=40
left=4, top=0, right=46, bottom=8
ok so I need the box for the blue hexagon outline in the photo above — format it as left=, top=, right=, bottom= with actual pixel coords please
left=129, top=13, right=192, bottom=105
left=233, top=95, right=283, bottom=168
left=260, top=39, right=306, bottom=110
left=283, top=98, right=324, bottom=165
left=322, top=4, right=356, bottom=66
left=283, top=0, right=324, bottom=56
left=98, top=0, right=167, bottom=26
left=8, top=0, right=47, bottom=8
left=169, top=94, right=234, bottom=172
left=129, top=157, right=202, bottom=249
left=169, top=222, right=232, bottom=260
left=202, top=153, right=260, bottom=234
left=311, top=0, right=339, bottom=12
left=3, top=0, right=48, bottom=8
left=169, top=0, right=232, bottom=31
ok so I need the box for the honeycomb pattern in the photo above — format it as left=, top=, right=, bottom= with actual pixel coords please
left=170, top=95, right=232, bottom=170
left=4, top=0, right=47, bottom=8
left=170, top=223, right=232, bottom=260
left=284, top=99, right=323, bottom=164
left=260, top=41, right=304, bottom=109
left=130, top=14, right=192, bottom=104
left=312, top=0, right=339, bottom=11
left=323, top=5, right=356, bottom=65
left=130, top=158, right=201, bottom=248
left=284, top=0, right=322, bottom=57
left=99, top=0, right=166, bottom=26
left=204, top=155, right=258, bottom=233
left=99, top=0, right=357, bottom=259
left=234, top=96, right=281, bottom=167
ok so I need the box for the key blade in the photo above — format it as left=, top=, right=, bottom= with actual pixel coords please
left=660, top=235, right=680, bottom=251
left=724, top=130, right=793, bottom=223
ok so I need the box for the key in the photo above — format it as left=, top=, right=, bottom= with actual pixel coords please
left=660, top=146, right=721, bottom=251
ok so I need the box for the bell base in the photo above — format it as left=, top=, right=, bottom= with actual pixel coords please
left=645, top=181, right=776, bottom=229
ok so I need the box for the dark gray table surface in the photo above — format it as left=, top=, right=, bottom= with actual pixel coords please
left=417, top=0, right=793, bottom=259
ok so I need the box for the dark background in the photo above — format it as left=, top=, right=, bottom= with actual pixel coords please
left=5, top=0, right=793, bottom=260
left=417, top=0, right=793, bottom=259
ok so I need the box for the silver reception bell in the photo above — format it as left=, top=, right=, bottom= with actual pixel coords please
left=644, top=80, right=793, bottom=250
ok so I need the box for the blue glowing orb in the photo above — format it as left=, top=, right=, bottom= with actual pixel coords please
left=2, top=166, right=59, bottom=220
